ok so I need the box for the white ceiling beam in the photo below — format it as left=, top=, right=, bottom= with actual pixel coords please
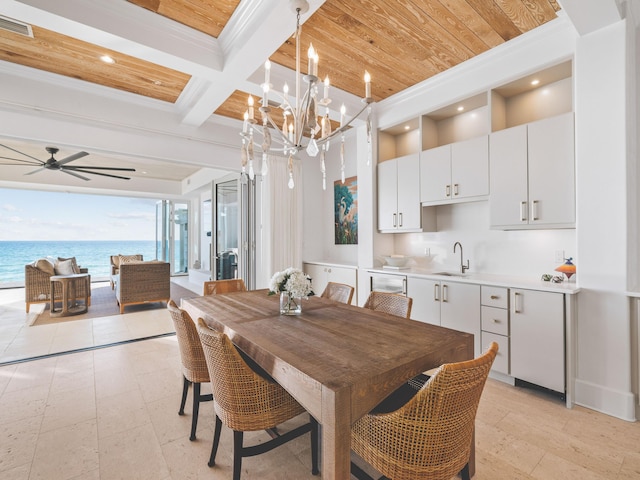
left=559, top=0, right=622, bottom=35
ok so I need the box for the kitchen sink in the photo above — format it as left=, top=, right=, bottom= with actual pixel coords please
left=432, top=271, right=467, bottom=277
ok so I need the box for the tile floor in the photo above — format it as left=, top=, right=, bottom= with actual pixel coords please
left=0, top=281, right=639, bottom=479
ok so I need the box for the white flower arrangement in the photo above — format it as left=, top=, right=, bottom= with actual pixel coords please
left=268, top=267, right=315, bottom=298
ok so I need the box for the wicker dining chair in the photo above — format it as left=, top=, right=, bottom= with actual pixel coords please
left=363, top=291, right=413, bottom=319
left=321, top=282, right=355, bottom=305
left=203, top=278, right=247, bottom=296
left=167, top=300, right=213, bottom=441
left=196, top=318, right=319, bottom=480
left=351, top=342, right=499, bottom=480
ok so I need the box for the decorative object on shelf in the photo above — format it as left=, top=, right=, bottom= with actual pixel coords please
left=239, top=0, right=374, bottom=190
left=555, top=257, right=576, bottom=280
left=268, top=267, right=314, bottom=315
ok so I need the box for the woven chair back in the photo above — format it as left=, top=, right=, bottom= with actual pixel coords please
left=203, top=278, right=247, bottom=296
left=196, top=318, right=304, bottom=431
left=351, top=342, right=498, bottom=480
left=321, top=282, right=355, bottom=305
left=364, top=291, right=413, bottom=319
left=167, top=300, right=210, bottom=384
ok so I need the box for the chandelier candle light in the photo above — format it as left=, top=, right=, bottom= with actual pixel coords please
left=239, top=0, right=374, bottom=190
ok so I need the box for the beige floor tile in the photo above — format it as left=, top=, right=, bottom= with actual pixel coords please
left=0, top=462, right=30, bottom=480
left=0, top=415, right=41, bottom=474
left=531, top=451, right=614, bottom=480
left=40, top=385, right=96, bottom=434
left=136, top=366, right=183, bottom=404
left=94, top=366, right=139, bottom=398
left=0, top=385, right=49, bottom=425
left=98, top=423, right=169, bottom=480
left=0, top=364, right=17, bottom=395
left=30, top=418, right=99, bottom=480
left=97, top=388, right=151, bottom=439
left=147, top=391, right=214, bottom=446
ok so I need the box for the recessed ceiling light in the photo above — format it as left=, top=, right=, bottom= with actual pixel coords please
left=531, top=79, right=540, bottom=86
left=404, top=125, right=410, bottom=130
left=457, top=106, right=464, bottom=112
left=100, top=55, right=115, bottom=64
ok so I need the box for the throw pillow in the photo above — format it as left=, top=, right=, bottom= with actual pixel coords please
left=118, top=254, right=143, bottom=265
left=54, top=259, right=76, bottom=275
left=33, top=258, right=55, bottom=276
left=58, top=256, right=81, bottom=274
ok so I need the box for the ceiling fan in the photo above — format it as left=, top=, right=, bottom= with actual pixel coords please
left=0, top=144, right=135, bottom=180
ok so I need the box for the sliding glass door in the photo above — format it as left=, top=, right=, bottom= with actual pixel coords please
left=156, top=200, right=189, bottom=276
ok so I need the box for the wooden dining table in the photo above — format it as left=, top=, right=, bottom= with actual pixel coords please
left=182, top=290, right=475, bottom=480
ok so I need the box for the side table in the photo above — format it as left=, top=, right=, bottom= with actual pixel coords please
left=50, top=273, right=90, bottom=317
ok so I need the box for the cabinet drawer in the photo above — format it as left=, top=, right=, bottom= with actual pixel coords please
left=482, top=331, right=509, bottom=375
left=481, top=306, right=509, bottom=336
left=481, top=286, right=508, bottom=309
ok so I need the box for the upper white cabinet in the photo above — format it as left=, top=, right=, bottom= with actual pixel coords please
left=489, top=61, right=574, bottom=229
left=420, top=93, right=490, bottom=206
left=490, top=112, right=575, bottom=229
left=378, top=154, right=422, bottom=232
left=420, top=135, right=489, bottom=204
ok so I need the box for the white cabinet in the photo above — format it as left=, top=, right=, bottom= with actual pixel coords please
left=408, top=277, right=480, bottom=356
left=490, top=112, right=575, bottom=229
left=378, top=154, right=422, bottom=232
left=510, top=288, right=565, bottom=393
left=420, top=135, right=489, bottom=204
left=303, top=263, right=357, bottom=301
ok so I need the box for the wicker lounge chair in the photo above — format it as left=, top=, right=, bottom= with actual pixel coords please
left=109, top=254, right=143, bottom=290
left=115, top=260, right=170, bottom=313
left=25, top=260, right=91, bottom=313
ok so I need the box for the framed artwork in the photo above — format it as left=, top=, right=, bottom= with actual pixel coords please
left=334, top=176, right=358, bottom=245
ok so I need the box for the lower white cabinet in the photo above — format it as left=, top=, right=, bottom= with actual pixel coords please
left=303, top=263, right=357, bottom=301
left=510, top=288, right=565, bottom=393
left=408, top=277, right=480, bottom=356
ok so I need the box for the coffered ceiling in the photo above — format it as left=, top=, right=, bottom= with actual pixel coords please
left=0, top=0, right=562, bottom=187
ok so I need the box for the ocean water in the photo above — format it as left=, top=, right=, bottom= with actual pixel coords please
left=0, top=240, right=157, bottom=285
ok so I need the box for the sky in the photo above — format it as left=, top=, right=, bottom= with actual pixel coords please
left=0, top=188, right=160, bottom=241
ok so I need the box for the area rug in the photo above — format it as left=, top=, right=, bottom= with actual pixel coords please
left=31, top=281, right=198, bottom=326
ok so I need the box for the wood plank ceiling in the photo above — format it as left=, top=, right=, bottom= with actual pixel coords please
left=0, top=0, right=561, bottom=123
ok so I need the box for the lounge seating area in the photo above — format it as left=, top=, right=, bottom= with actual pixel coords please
left=25, top=256, right=91, bottom=313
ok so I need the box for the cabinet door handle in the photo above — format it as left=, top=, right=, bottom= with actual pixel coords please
left=402, top=278, right=407, bottom=296
left=490, top=295, right=499, bottom=300
left=513, top=292, right=522, bottom=314
left=399, top=212, right=403, bottom=227
left=453, top=183, right=459, bottom=196
left=532, top=200, right=539, bottom=221
left=434, top=283, right=440, bottom=302
left=446, top=185, right=451, bottom=197
left=520, top=201, right=527, bottom=222
left=442, top=284, right=448, bottom=303
left=492, top=318, right=500, bottom=323
left=393, top=213, right=397, bottom=228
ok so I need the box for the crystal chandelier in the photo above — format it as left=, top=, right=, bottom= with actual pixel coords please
left=239, top=0, right=373, bottom=190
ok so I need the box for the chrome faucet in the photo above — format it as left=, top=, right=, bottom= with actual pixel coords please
left=453, top=242, right=470, bottom=274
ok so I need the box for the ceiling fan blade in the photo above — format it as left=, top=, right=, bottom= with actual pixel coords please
left=59, top=169, right=90, bottom=181
left=0, top=143, right=45, bottom=163
left=56, top=151, right=89, bottom=166
left=24, top=166, right=47, bottom=176
left=0, top=155, right=42, bottom=166
left=64, top=165, right=136, bottom=172
left=66, top=167, right=131, bottom=180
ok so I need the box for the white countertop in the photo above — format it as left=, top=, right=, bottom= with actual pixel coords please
left=367, top=267, right=581, bottom=294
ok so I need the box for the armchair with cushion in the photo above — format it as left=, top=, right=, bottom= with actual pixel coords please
left=109, top=254, right=143, bottom=289
left=25, top=257, right=91, bottom=313
left=115, top=260, right=170, bottom=313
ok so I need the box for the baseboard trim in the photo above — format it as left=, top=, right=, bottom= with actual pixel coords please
left=574, top=379, right=637, bottom=421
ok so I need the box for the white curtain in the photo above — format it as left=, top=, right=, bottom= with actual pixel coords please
left=261, top=154, right=303, bottom=278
